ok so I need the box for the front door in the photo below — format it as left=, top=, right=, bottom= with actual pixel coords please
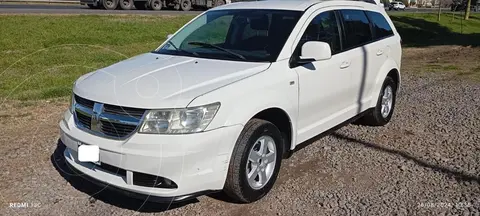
left=293, top=10, right=353, bottom=143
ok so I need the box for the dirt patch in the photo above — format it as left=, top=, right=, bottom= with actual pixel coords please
left=402, top=45, right=480, bottom=81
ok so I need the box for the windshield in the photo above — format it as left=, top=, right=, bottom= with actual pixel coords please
left=155, top=9, right=302, bottom=62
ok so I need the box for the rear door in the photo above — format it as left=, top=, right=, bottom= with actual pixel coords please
left=364, top=10, right=396, bottom=101
left=338, top=9, right=375, bottom=113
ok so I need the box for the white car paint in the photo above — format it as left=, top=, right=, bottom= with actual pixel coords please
left=73, top=53, right=270, bottom=109
left=390, top=1, right=406, bottom=10
left=60, top=0, right=401, bottom=200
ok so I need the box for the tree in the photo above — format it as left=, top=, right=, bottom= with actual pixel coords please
left=438, top=0, right=442, bottom=21
left=437, top=0, right=451, bottom=21
left=464, top=0, right=472, bottom=20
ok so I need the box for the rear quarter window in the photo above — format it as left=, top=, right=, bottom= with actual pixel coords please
left=366, top=11, right=394, bottom=40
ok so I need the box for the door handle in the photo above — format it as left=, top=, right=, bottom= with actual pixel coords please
left=376, top=49, right=384, bottom=56
left=340, top=61, right=350, bottom=69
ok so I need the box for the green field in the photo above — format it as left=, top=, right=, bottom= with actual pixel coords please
left=0, top=15, right=193, bottom=101
left=0, top=13, right=479, bottom=101
left=390, top=13, right=480, bottom=47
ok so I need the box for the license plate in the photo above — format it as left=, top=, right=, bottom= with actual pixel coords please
left=78, top=144, right=100, bottom=164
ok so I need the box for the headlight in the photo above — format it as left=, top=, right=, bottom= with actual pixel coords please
left=69, top=94, right=75, bottom=114
left=139, top=102, right=220, bottom=134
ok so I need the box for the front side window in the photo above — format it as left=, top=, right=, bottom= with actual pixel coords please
left=298, top=11, right=341, bottom=54
left=366, top=11, right=394, bottom=40
left=340, top=9, right=372, bottom=50
left=156, top=9, right=302, bottom=62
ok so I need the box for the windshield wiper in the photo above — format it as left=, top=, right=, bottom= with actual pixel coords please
left=166, top=40, right=199, bottom=57
left=188, top=41, right=246, bottom=60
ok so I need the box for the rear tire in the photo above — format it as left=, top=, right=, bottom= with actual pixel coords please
left=224, top=119, right=284, bottom=203
left=102, top=0, right=118, bottom=10
left=180, top=0, right=192, bottom=11
left=134, top=1, right=147, bottom=9
left=356, top=76, right=397, bottom=126
left=119, top=0, right=134, bottom=9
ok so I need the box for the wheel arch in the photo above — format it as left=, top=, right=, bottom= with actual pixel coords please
left=369, top=59, right=401, bottom=107
left=250, top=107, right=295, bottom=158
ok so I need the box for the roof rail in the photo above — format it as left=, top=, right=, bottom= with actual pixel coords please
left=346, top=0, right=378, bottom=5
left=256, top=0, right=383, bottom=6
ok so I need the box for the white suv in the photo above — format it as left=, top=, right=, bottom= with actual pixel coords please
left=60, top=0, right=401, bottom=203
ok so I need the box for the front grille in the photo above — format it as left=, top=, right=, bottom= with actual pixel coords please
left=73, top=95, right=146, bottom=139
left=104, top=104, right=145, bottom=119
left=74, top=95, right=94, bottom=109
left=76, top=112, right=92, bottom=129
left=101, top=121, right=138, bottom=137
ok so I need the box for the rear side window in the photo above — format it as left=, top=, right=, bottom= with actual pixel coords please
left=366, top=11, right=394, bottom=40
left=340, top=10, right=372, bottom=49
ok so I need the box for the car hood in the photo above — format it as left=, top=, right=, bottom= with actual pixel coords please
left=74, top=53, right=270, bottom=109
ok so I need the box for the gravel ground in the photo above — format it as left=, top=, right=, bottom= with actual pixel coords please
left=1, top=46, right=479, bottom=215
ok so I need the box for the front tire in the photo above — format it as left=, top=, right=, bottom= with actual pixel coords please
left=119, top=0, right=134, bottom=9
left=224, top=119, right=284, bottom=203
left=357, top=76, right=397, bottom=126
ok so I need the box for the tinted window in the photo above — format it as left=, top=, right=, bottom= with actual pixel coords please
left=241, top=15, right=271, bottom=40
left=182, top=15, right=233, bottom=45
left=157, top=10, right=302, bottom=62
left=340, top=10, right=372, bottom=49
left=299, top=11, right=341, bottom=54
left=366, top=11, right=394, bottom=40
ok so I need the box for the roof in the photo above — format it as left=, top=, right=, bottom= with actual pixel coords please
left=212, top=0, right=322, bottom=11
left=212, top=0, right=382, bottom=11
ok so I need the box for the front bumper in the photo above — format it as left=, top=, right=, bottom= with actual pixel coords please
left=60, top=110, right=243, bottom=199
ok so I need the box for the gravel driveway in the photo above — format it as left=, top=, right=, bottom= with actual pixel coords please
left=1, top=46, right=479, bottom=215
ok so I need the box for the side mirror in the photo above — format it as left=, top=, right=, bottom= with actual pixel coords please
left=299, top=41, right=332, bottom=63
left=166, top=34, right=173, bottom=39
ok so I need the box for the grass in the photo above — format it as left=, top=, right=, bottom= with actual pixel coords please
left=0, top=13, right=479, bottom=101
left=425, top=64, right=460, bottom=72
left=389, top=13, right=480, bottom=47
left=0, top=15, right=193, bottom=101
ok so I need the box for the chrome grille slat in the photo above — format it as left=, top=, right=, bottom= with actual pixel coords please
left=74, top=95, right=94, bottom=108
left=75, top=104, right=93, bottom=116
left=73, top=95, right=146, bottom=139
left=104, top=104, right=145, bottom=119
left=99, top=113, right=140, bottom=125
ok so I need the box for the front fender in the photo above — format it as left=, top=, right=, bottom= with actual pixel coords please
left=188, top=61, right=299, bottom=149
